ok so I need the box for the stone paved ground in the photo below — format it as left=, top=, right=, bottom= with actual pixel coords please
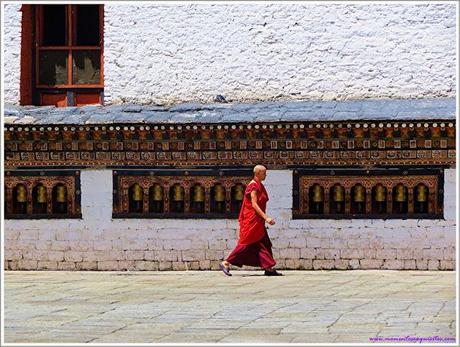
left=4, top=270, right=456, bottom=344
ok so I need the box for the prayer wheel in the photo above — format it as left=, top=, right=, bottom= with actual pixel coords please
left=16, top=184, right=27, bottom=202
left=192, top=185, right=205, bottom=213
left=171, top=184, right=184, bottom=212
left=374, top=184, right=386, bottom=213
left=415, top=184, right=428, bottom=213
left=415, top=184, right=427, bottom=202
left=332, top=184, right=345, bottom=213
left=36, top=185, right=47, bottom=203
left=394, top=184, right=407, bottom=213
left=311, top=184, right=323, bottom=214
left=213, top=184, right=225, bottom=213
left=394, top=184, right=407, bottom=202
left=233, top=184, right=244, bottom=201
left=149, top=184, right=164, bottom=213
left=353, top=185, right=365, bottom=213
left=34, top=185, right=47, bottom=214
left=232, top=184, right=245, bottom=213
left=374, top=184, right=386, bottom=202
left=54, top=185, right=68, bottom=214
left=14, top=184, right=27, bottom=214
left=132, top=183, right=143, bottom=201
left=128, top=183, right=143, bottom=213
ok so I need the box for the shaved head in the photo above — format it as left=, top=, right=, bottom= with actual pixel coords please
left=253, top=165, right=266, bottom=174
left=253, top=165, right=267, bottom=181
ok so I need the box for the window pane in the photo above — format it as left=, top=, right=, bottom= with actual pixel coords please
left=75, top=5, right=100, bottom=46
left=72, top=50, right=101, bottom=84
left=39, top=51, right=68, bottom=85
left=42, top=5, right=67, bottom=46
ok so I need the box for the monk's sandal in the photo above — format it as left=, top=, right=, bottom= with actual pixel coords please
left=219, top=262, right=232, bottom=276
left=264, top=270, right=283, bottom=276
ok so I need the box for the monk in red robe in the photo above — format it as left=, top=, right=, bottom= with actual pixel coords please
left=219, top=165, right=283, bottom=276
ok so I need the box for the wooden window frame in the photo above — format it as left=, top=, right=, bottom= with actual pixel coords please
left=35, top=4, right=104, bottom=89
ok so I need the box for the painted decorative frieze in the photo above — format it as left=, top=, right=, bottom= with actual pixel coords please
left=4, top=120, right=456, bottom=169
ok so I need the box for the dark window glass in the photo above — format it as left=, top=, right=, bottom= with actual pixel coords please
left=42, top=5, right=67, bottom=46
left=72, top=50, right=101, bottom=84
left=39, top=51, right=68, bottom=84
left=75, top=5, right=100, bottom=46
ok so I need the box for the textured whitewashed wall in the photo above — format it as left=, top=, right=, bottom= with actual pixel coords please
left=3, top=3, right=22, bottom=105
left=4, top=169, right=456, bottom=271
left=3, top=3, right=457, bottom=105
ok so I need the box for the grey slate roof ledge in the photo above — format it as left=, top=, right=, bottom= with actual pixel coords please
left=3, top=98, right=456, bottom=125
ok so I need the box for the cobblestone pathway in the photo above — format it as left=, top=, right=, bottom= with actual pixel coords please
left=4, top=270, right=456, bottom=343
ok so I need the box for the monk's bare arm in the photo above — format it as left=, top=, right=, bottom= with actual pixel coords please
left=250, top=190, right=275, bottom=225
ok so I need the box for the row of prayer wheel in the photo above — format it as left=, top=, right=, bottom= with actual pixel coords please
left=128, top=183, right=246, bottom=214
left=307, top=183, right=430, bottom=214
left=10, top=183, right=68, bottom=214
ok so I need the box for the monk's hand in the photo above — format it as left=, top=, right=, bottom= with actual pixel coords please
left=266, top=217, right=276, bottom=225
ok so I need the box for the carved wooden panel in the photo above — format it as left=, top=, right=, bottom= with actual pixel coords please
left=4, top=169, right=81, bottom=219
left=293, top=168, right=444, bottom=219
left=112, top=169, right=252, bottom=218
left=4, top=120, right=456, bottom=169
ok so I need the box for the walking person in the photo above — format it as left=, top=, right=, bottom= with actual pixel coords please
left=219, top=165, right=283, bottom=276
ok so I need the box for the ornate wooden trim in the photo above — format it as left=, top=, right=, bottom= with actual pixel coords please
left=4, top=169, right=82, bottom=219
left=112, top=168, right=253, bottom=219
left=293, top=167, right=444, bottom=219
left=4, top=120, right=456, bottom=169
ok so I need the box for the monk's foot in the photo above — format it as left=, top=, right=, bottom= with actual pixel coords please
left=264, top=269, right=283, bottom=276
left=219, top=262, right=232, bottom=276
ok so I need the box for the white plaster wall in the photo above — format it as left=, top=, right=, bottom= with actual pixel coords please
left=103, top=3, right=456, bottom=104
left=2, top=3, right=457, bottom=105
left=4, top=169, right=456, bottom=271
left=3, top=3, right=21, bottom=105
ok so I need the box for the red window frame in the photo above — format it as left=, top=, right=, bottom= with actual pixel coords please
left=35, top=5, right=104, bottom=89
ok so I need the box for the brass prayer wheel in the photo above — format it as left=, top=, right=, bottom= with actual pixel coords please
left=151, top=184, right=163, bottom=201
left=374, top=184, right=386, bottom=202
left=213, top=184, right=225, bottom=202
left=36, top=185, right=47, bottom=203
left=55, top=185, right=67, bottom=203
left=311, top=184, right=323, bottom=202
left=332, top=184, right=345, bottom=202
left=415, top=184, right=427, bottom=202
left=172, top=184, right=184, bottom=201
left=233, top=184, right=245, bottom=201
left=132, top=183, right=143, bottom=201
left=193, top=185, right=205, bottom=202
left=53, top=184, right=68, bottom=214
left=16, top=184, right=27, bottom=202
left=394, top=184, right=407, bottom=202
left=353, top=185, right=365, bottom=202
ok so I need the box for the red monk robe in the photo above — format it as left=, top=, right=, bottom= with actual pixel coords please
left=225, top=177, right=276, bottom=269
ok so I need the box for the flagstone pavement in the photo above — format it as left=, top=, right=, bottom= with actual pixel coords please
left=4, top=270, right=456, bottom=344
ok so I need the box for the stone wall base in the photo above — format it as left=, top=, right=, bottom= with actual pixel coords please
left=5, top=259, right=455, bottom=271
